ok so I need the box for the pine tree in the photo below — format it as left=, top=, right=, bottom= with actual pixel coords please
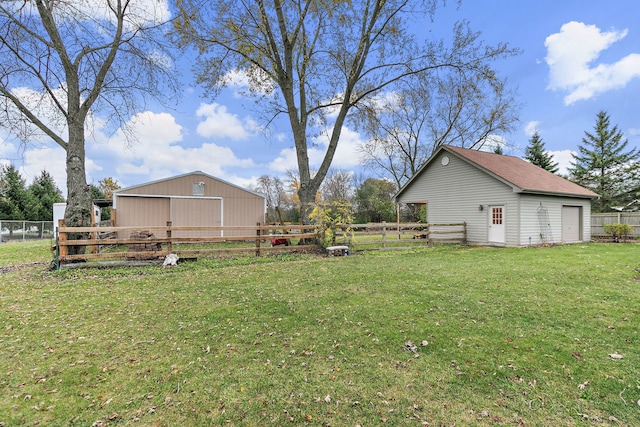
left=28, top=171, right=65, bottom=221
left=524, top=131, right=559, bottom=173
left=568, top=111, right=640, bottom=212
left=0, top=165, right=39, bottom=237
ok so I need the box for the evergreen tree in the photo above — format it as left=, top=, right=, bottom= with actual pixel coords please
left=568, top=111, right=640, bottom=212
left=0, top=165, right=39, bottom=221
left=28, top=171, right=65, bottom=221
left=524, top=131, right=559, bottom=173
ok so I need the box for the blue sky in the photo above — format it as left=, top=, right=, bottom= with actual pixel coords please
left=1, top=0, right=639, bottom=196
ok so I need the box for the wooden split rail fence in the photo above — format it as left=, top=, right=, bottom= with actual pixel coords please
left=331, top=221, right=467, bottom=249
left=54, top=221, right=467, bottom=268
left=55, top=221, right=318, bottom=268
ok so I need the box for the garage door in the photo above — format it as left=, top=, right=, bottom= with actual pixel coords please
left=171, top=198, right=222, bottom=238
left=562, top=206, right=581, bottom=243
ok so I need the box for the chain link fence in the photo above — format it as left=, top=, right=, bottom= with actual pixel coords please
left=0, top=220, right=55, bottom=243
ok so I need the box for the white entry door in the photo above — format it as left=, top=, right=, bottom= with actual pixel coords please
left=488, top=206, right=505, bottom=243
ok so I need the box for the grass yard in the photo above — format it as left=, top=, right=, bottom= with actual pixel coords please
left=1, top=241, right=639, bottom=426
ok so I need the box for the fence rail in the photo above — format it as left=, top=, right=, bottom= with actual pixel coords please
left=54, top=221, right=318, bottom=268
left=53, top=221, right=468, bottom=268
left=591, top=213, right=640, bottom=238
left=8, top=213, right=639, bottom=247
left=331, top=221, right=466, bottom=249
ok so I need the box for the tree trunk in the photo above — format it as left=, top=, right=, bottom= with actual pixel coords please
left=64, top=125, right=91, bottom=256
left=297, top=181, right=319, bottom=225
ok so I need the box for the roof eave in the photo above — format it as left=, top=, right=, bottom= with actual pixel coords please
left=517, top=188, right=600, bottom=199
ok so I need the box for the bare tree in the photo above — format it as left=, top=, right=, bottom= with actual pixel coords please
left=174, top=0, right=517, bottom=222
left=250, top=175, right=291, bottom=222
left=321, top=170, right=354, bottom=203
left=358, top=68, right=519, bottom=189
left=0, top=0, right=176, bottom=253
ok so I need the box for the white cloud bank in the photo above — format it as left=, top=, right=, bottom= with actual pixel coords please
left=524, top=121, right=540, bottom=136
left=269, top=126, right=365, bottom=173
left=196, top=103, right=258, bottom=140
left=545, top=21, right=640, bottom=105
left=548, top=149, right=576, bottom=176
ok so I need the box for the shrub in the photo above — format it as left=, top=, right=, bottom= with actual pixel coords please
left=309, top=201, right=354, bottom=249
left=603, top=223, right=633, bottom=242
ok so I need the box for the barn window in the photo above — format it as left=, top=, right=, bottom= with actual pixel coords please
left=193, top=182, right=205, bottom=196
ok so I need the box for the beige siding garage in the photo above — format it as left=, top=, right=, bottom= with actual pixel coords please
left=113, top=171, right=265, bottom=238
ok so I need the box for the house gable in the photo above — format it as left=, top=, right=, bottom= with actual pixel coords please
left=395, top=145, right=595, bottom=247
left=115, top=171, right=264, bottom=200
left=396, top=145, right=599, bottom=202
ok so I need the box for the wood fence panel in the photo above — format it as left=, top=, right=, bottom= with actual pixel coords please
left=591, top=213, right=640, bottom=237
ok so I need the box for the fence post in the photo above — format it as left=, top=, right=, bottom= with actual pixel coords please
left=256, top=222, right=261, bottom=257
left=382, top=221, right=386, bottom=249
left=166, top=221, right=172, bottom=253
left=462, top=222, right=467, bottom=244
left=58, top=220, right=68, bottom=258
left=22, top=220, right=26, bottom=241
left=425, top=223, right=430, bottom=245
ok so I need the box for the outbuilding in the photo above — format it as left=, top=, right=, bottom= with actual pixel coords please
left=112, top=171, right=266, bottom=238
left=395, top=145, right=599, bottom=246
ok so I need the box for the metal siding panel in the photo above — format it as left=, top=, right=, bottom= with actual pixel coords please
left=171, top=198, right=222, bottom=238
left=116, top=173, right=266, bottom=237
left=116, top=197, right=170, bottom=227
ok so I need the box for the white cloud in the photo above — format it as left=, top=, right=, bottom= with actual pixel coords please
left=269, top=125, right=364, bottom=172
left=2, top=106, right=260, bottom=195
left=478, top=135, right=508, bottom=153
left=195, top=103, right=255, bottom=140
left=89, top=111, right=256, bottom=187
left=548, top=149, right=576, bottom=176
left=66, top=0, right=171, bottom=28
left=545, top=21, right=640, bottom=105
left=220, top=68, right=276, bottom=97
left=524, top=121, right=541, bottom=136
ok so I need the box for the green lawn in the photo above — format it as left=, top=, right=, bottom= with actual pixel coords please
left=1, top=241, right=639, bottom=426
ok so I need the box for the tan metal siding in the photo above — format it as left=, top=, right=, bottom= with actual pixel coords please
left=119, top=174, right=260, bottom=199
left=116, top=197, right=170, bottom=227
left=114, top=172, right=266, bottom=237
left=171, top=198, right=222, bottom=238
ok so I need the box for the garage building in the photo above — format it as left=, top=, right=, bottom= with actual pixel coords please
left=112, top=171, right=266, bottom=238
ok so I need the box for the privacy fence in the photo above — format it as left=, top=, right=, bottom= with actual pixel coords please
left=591, top=213, right=640, bottom=238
